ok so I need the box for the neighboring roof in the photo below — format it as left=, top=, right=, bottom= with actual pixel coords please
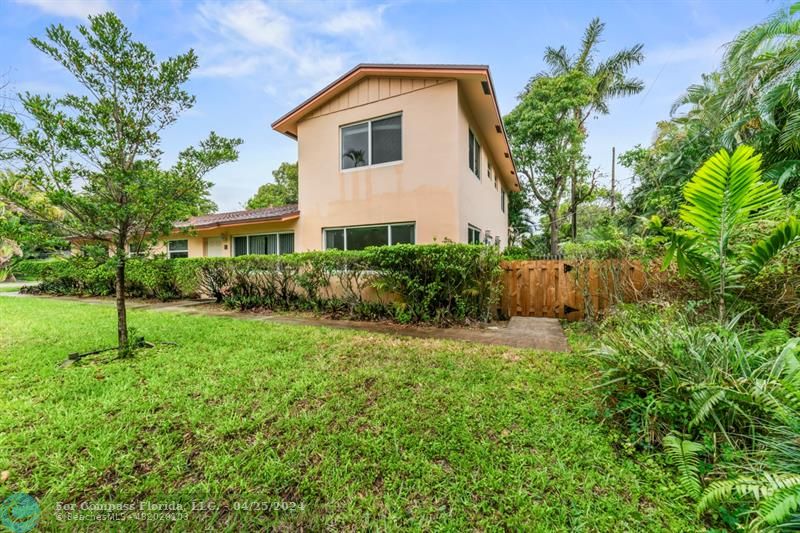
left=271, top=63, right=519, bottom=191
left=175, top=204, right=299, bottom=230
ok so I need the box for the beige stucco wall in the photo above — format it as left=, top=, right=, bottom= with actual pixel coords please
left=292, top=76, right=509, bottom=251
left=456, top=88, right=509, bottom=247
left=156, top=219, right=299, bottom=258
left=293, top=79, right=462, bottom=250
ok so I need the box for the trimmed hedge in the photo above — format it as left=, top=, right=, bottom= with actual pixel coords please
left=28, top=244, right=503, bottom=324
left=13, top=259, right=60, bottom=280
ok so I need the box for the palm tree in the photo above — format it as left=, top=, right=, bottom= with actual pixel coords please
left=671, top=4, right=800, bottom=190
left=527, top=18, right=645, bottom=239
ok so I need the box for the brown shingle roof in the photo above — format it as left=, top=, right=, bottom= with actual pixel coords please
left=176, top=204, right=299, bottom=230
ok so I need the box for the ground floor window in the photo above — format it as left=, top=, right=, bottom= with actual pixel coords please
left=233, top=232, right=295, bottom=257
left=323, top=222, right=415, bottom=251
left=167, top=239, right=189, bottom=259
left=468, top=225, right=481, bottom=245
left=128, top=243, right=146, bottom=257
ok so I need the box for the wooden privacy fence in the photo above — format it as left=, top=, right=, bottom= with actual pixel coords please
left=499, top=259, right=650, bottom=321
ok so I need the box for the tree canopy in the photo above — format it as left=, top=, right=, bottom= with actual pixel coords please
left=246, top=161, right=298, bottom=209
left=0, top=13, right=241, bottom=355
left=505, top=71, right=595, bottom=254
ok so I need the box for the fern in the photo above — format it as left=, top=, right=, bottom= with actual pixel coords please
left=699, top=474, right=800, bottom=527
left=664, top=434, right=705, bottom=498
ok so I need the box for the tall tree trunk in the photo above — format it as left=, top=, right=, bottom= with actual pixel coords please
left=570, top=172, right=577, bottom=240
left=114, top=244, right=129, bottom=356
left=549, top=210, right=560, bottom=256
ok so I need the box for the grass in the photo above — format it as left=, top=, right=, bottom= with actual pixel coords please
left=0, top=297, right=699, bottom=531
left=0, top=285, right=23, bottom=292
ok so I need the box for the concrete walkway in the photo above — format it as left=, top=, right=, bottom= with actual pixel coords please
left=2, top=293, right=570, bottom=352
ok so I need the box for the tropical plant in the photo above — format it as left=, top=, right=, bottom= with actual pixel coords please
left=628, top=3, right=800, bottom=222
left=654, top=146, right=800, bottom=322
left=505, top=71, right=595, bottom=254
left=664, top=435, right=705, bottom=498
left=697, top=339, right=800, bottom=529
left=527, top=17, right=644, bottom=238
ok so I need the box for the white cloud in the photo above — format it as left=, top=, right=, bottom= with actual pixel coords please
left=14, top=0, right=111, bottom=18
left=191, top=0, right=418, bottom=103
left=197, top=0, right=291, bottom=50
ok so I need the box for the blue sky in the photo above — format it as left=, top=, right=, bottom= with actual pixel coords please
left=0, top=0, right=781, bottom=211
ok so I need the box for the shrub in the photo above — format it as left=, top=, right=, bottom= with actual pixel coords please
left=368, top=244, right=502, bottom=323
left=13, top=258, right=59, bottom=280
left=30, top=244, right=503, bottom=324
left=593, top=305, right=793, bottom=448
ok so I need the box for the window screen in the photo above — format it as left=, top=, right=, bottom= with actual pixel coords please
left=341, top=122, right=369, bottom=169
left=265, top=234, right=278, bottom=255
left=168, top=240, right=189, bottom=259
left=233, top=236, right=248, bottom=257
left=390, top=224, right=414, bottom=245
left=279, top=233, right=294, bottom=254
left=325, top=229, right=345, bottom=250
left=468, top=129, right=481, bottom=178
left=346, top=225, right=388, bottom=250
left=468, top=225, right=481, bottom=245
left=371, top=115, right=401, bottom=165
left=249, top=235, right=266, bottom=255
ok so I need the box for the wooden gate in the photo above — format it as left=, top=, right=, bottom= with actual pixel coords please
left=499, top=260, right=647, bottom=321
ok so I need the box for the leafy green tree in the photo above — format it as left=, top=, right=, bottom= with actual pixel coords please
left=529, top=17, right=644, bottom=238
left=0, top=13, right=241, bottom=355
left=505, top=71, right=595, bottom=254
left=654, top=146, right=800, bottom=322
left=246, top=161, right=298, bottom=209
left=630, top=4, right=800, bottom=222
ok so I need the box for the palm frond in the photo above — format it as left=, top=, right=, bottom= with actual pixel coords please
left=741, top=216, right=800, bottom=277
left=664, top=434, right=705, bottom=498
left=576, top=17, right=605, bottom=70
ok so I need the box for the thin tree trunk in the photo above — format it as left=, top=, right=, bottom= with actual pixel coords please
left=549, top=210, right=560, bottom=256
left=114, top=246, right=129, bottom=356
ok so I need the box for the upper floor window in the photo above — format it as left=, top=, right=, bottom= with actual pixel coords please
left=167, top=239, right=189, bottom=259
left=501, top=189, right=506, bottom=213
left=468, top=129, right=481, bottom=179
left=341, top=114, right=402, bottom=170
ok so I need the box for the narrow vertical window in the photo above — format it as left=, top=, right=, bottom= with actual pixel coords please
left=468, top=129, right=481, bottom=179
left=501, top=190, right=506, bottom=213
left=468, top=225, right=481, bottom=244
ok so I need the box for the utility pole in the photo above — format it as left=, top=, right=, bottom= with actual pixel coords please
left=610, top=146, right=616, bottom=215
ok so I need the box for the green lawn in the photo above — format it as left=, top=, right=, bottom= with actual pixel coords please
left=0, top=297, right=698, bottom=531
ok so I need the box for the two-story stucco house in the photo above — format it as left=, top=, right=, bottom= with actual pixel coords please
left=153, top=64, right=519, bottom=259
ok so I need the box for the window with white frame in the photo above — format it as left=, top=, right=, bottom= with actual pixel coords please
left=501, top=189, right=506, bottom=213
left=341, top=114, right=402, bottom=169
left=324, top=223, right=415, bottom=251
left=232, top=232, right=295, bottom=257
left=468, top=129, right=481, bottom=179
left=128, top=242, right=146, bottom=258
left=489, top=164, right=497, bottom=189
left=167, top=239, right=188, bottom=259
left=467, top=224, right=481, bottom=245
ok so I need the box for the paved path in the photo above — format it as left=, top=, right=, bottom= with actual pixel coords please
left=2, top=293, right=570, bottom=352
